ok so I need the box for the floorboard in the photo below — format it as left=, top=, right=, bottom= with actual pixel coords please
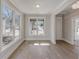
left=9, top=40, right=78, bottom=59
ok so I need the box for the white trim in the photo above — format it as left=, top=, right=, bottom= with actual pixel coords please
left=63, top=38, right=74, bottom=45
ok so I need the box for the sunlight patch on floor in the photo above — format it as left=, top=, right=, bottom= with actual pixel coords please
left=34, top=43, right=40, bottom=46
left=33, top=43, right=50, bottom=46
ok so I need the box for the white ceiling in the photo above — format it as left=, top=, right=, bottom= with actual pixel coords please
left=9, top=0, right=65, bottom=14
left=58, top=2, right=77, bottom=15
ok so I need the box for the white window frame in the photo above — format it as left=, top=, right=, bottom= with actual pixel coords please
left=1, top=1, right=21, bottom=47
left=28, top=17, right=46, bottom=36
left=14, top=12, right=21, bottom=40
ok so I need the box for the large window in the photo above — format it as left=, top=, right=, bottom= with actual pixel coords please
left=2, top=5, right=21, bottom=46
left=30, top=17, right=44, bottom=36
left=2, top=6, right=13, bottom=45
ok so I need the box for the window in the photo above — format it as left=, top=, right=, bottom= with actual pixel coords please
left=37, top=19, right=44, bottom=35
left=30, top=17, right=45, bottom=36
left=2, top=5, right=21, bottom=46
left=2, top=6, right=13, bottom=45
left=15, top=14, right=20, bottom=39
left=30, top=19, right=37, bottom=35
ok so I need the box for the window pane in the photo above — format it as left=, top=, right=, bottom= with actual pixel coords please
left=37, top=19, right=44, bottom=35
left=30, top=19, right=37, bottom=35
left=2, top=6, right=13, bottom=45
left=15, top=14, right=20, bottom=39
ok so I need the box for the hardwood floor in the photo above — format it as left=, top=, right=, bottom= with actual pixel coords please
left=9, top=40, right=78, bottom=59
left=74, top=40, right=79, bottom=47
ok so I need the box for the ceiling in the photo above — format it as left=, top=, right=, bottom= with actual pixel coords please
left=58, top=6, right=73, bottom=15
left=57, top=2, right=77, bottom=15
left=9, top=0, right=65, bottom=14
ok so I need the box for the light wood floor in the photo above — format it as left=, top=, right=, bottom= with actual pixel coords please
left=9, top=40, right=79, bottom=59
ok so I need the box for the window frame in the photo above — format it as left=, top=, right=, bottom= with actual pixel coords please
left=28, top=17, right=46, bottom=36
left=14, top=12, right=21, bottom=40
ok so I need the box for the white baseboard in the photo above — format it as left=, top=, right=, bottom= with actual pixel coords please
left=63, top=39, right=74, bottom=45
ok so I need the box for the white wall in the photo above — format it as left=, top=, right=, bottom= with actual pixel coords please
left=50, top=15, right=56, bottom=44
left=0, top=0, right=2, bottom=49
left=63, top=14, right=72, bottom=44
left=25, top=14, right=51, bottom=40
left=49, top=0, right=76, bottom=44
left=56, top=16, right=62, bottom=40
left=63, top=9, right=79, bottom=45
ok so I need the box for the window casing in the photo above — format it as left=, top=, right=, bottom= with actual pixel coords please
left=29, top=17, right=45, bottom=36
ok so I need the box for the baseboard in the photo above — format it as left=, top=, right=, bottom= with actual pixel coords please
left=63, top=39, right=74, bottom=45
